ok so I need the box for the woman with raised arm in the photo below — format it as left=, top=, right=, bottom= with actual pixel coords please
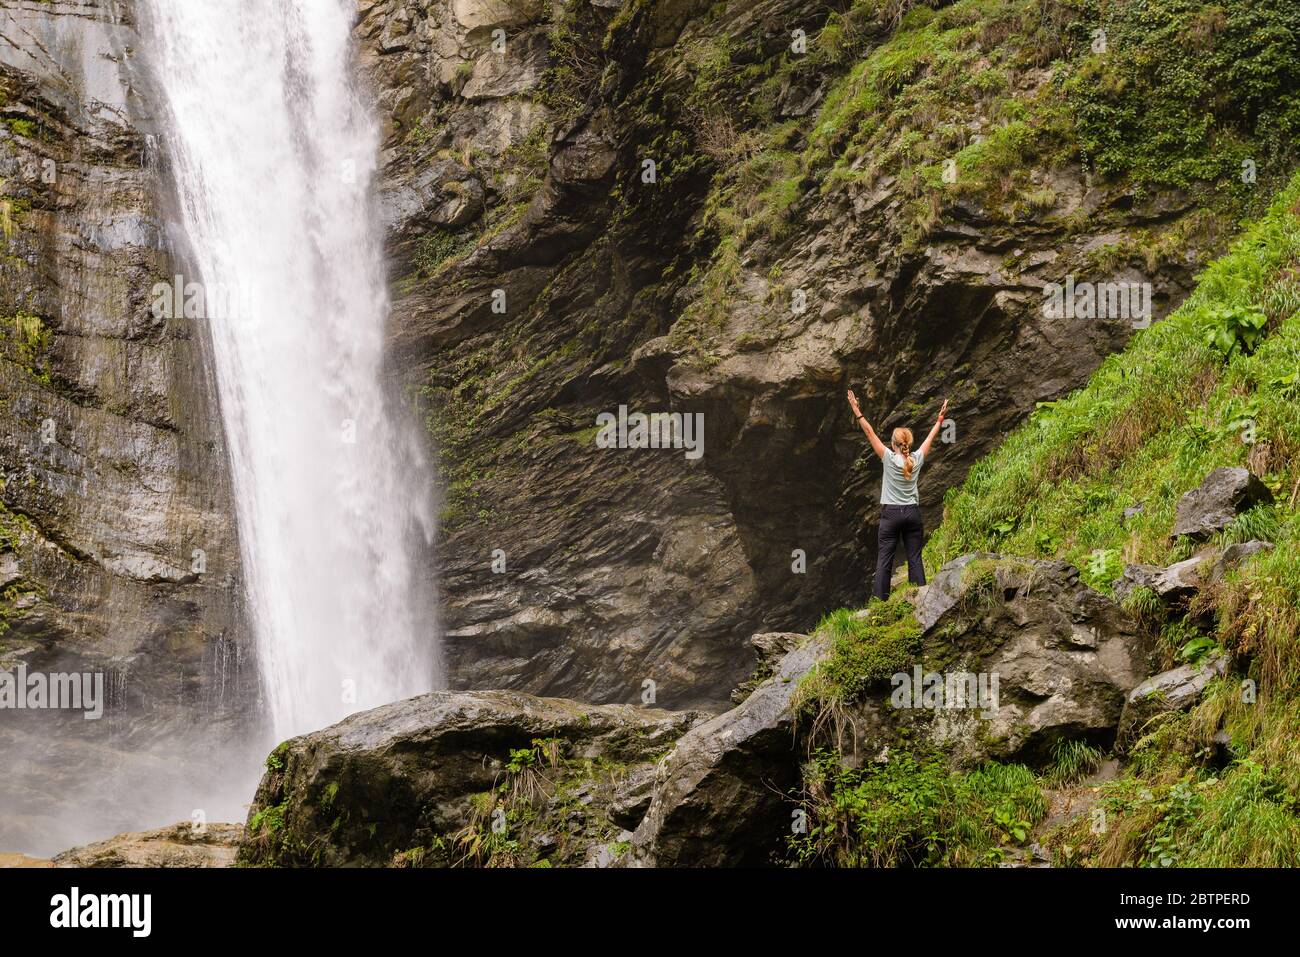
left=846, top=390, right=949, bottom=600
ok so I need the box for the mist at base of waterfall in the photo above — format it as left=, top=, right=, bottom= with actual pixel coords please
left=0, top=711, right=268, bottom=858
left=0, top=0, right=446, bottom=858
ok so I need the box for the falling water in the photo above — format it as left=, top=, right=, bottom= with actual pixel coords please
left=140, top=0, right=439, bottom=739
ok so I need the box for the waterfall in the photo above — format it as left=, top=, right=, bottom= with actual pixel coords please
left=140, top=0, right=440, bottom=739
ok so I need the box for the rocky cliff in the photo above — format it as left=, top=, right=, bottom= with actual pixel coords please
left=362, top=0, right=1287, bottom=708
left=0, top=0, right=252, bottom=854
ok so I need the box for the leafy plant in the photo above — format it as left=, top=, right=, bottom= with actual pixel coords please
left=1176, top=635, right=1220, bottom=666
left=502, top=737, right=562, bottom=807
left=991, top=805, right=1032, bottom=843
left=1204, top=304, right=1269, bottom=358
left=1082, top=548, right=1122, bottom=590
left=1143, top=780, right=1203, bottom=868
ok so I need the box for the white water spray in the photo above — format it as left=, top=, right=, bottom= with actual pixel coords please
left=141, top=0, right=440, bottom=739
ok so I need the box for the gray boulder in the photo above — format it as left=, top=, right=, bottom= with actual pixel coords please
left=913, top=551, right=996, bottom=629
left=1207, top=540, right=1274, bottom=582
left=1114, top=540, right=1274, bottom=604
left=729, top=631, right=804, bottom=704
left=1118, top=656, right=1229, bottom=747
left=1114, top=555, right=1207, bottom=603
left=905, top=555, right=1154, bottom=764
left=239, top=691, right=701, bottom=867
left=1172, top=468, right=1273, bottom=539
left=52, top=822, right=242, bottom=868
left=606, top=765, right=659, bottom=831
left=627, top=635, right=827, bottom=867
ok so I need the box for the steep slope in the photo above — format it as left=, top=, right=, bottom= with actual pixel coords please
left=782, top=169, right=1300, bottom=869
left=368, top=0, right=1300, bottom=707
left=919, top=170, right=1300, bottom=866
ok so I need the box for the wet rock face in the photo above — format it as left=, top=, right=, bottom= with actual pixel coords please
left=0, top=0, right=251, bottom=854
left=361, top=0, right=1217, bottom=709
left=239, top=689, right=702, bottom=867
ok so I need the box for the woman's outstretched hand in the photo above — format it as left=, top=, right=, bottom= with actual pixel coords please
left=848, top=389, right=886, bottom=458
left=920, top=398, right=949, bottom=458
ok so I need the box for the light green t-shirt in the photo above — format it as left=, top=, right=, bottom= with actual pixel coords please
left=881, top=449, right=924, bottom=505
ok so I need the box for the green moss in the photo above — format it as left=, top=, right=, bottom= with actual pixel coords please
left=247, top=800, right=287, bottom=837
left=797, top=594, right=923, bottom=710
left=421, top=331, right=588, bottom=529
left=409, top=227, right=476, bottom=282
left=264, top=742, right=289, bottom=771
left=1, top=313, right=52, bottom=383
left=1064, top=0, right=1300, bottom=196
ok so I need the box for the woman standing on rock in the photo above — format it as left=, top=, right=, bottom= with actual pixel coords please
left=846, top=390, right=948, bottom=600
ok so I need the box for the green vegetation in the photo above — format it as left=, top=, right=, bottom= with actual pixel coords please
left=1066, top=0, right=1300, bottom=192
left=494, top=121, right=551, bottom=207
left=796, top=596, right=922, bottom=712
left=431, top=738, right=634, bottom=868
left=670, top=0, right=1300, bottom=357
left=928, top=171, right=1300, bottom=601
left=264, top=742, right=288, bottom=772
left=539, top=1, right=604, bottom=124
left=0, top=488, right=31, bottom=555
left=1050, top=760, right=1300, bottom=867
left=1044, top=737, right=1104, bottom=787
left=1, top=312, right=52, bottom=383
left=917, top=168, right=1300, bottom=866
left=240, top=795, right=317, bottom=867
left=790, top=749, right=1046, bottom=866
left=409, top=227, right=476, bottom=281
left=246, top=801, right=286, bottom=838
left=791, top=166, right=1300, bottom=868
left=0, top=478, right=37, bottom=643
